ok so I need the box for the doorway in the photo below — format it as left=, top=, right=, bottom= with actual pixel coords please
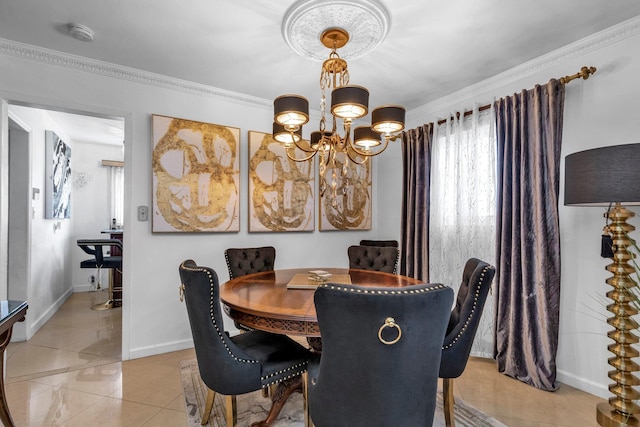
left=8, top=115, right=30, bottom=341
left=5, top=103, right=125, bottom=379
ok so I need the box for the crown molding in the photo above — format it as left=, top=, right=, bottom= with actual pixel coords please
left=0, top=38, right=271, bottom=109
left=407, top=15, right=640, bottom=123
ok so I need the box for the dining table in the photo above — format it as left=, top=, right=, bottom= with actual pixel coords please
left=219, top=268, right=423, bottom=427
left=220, top=267, right=422, bottom=337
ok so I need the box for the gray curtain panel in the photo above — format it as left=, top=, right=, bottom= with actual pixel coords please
left=400, top=124, right=433, bottom=281
left=493, top=79, right=565, bottom=391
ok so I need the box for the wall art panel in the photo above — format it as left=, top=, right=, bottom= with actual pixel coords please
left=319, top=154, right=372, bottom=230
left=45, top=130, right=72, bottom=219
left=152, top=115, right=240, bottom=232
left=248, top=131, right=314, bottom=232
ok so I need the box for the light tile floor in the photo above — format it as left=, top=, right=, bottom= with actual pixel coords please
left=5, top=293, right=604, bottom=426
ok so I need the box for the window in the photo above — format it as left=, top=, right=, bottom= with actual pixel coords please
left=429, top=105, right=497, bottom=357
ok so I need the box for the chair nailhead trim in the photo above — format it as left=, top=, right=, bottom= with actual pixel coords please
left=261, top=361, right=307, bottom=385
left=442, top=265, right=491, bottom=350
left=319, top=283, right=447, bottom=294
left=224, top=252, right=235, bottom=279
left=181, top=263, right=257, bottom=365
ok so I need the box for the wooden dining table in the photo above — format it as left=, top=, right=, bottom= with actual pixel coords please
left=220, top=267, right=423, bottom=338
left=219, top=268, right=423, bottom=427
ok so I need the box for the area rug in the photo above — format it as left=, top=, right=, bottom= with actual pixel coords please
left=181, top=359, right=507, bottom=427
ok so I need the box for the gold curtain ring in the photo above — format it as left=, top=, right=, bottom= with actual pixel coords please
left=378, top=317, right=402, bottom=345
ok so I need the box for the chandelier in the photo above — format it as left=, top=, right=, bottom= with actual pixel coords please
left=272, top=27, right=405, bottom=198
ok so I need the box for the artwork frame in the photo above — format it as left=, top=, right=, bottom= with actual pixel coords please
left=319, top=153, right=372, bottom=231
left=45, top=130, right=72, bottom=219
left=248, top=130, right=315, bottom=232
left=151, top=114, right=240, bottom=233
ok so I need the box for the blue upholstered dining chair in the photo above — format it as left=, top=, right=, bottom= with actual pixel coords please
left=347, top=245, right=399, bottom=273
left=179, top=260, right=311, bottom=426
left=224, top=246, right=276, bottom=331
left=439, top=258, right=496, bottom=427
left=307, top=282, right=454, bottom=427
left=359, top=239, right=398, bottom=247
left=224, top=246, right=276, bottom=279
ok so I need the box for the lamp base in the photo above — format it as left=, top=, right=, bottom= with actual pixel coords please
left=598, top=402, right=640, bottom=427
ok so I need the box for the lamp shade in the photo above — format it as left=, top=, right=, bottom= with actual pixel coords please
left=564, top=143, right=640, bottom=206
left=353, top=126, right=381, bottom=149
left=331, top=85, right=369, bottom=119
left=372, top=105, right=406, bottom=134
left=273, top=122, right=302, bottom=147
left=274, top=95, right=309, bottom=127
left=310, top=131, right=332, bottom=150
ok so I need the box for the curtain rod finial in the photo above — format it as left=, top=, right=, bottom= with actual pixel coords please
left=560, top=66, right=596, bottom=85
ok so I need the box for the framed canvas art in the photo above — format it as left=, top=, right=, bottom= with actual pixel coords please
left=319, top=153, right=372, bottom=230
left=45, top=130, right=72, bottom=219
left=248, top=131, right=314, bottom=232
left=151, top=115, right=240, bottom=232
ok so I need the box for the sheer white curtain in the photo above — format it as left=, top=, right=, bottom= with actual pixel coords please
left=429, top=104, right=497, bottom=357
left=109, top=165, right=124, bottom=227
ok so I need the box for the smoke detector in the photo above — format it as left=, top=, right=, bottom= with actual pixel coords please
left=67, top=23, right=95, bottom=42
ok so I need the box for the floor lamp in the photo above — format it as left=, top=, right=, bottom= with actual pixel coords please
left=565, top=143, right=640, bottom=427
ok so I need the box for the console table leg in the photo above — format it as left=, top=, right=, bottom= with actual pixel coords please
left=0, top=329, right=16, bottom=427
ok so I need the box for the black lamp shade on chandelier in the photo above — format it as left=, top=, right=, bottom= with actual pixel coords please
left=564, top=143, right=640, bottom=206
left=372, top=105, right=406, bottom=134
left=273, top=122, right=302, bottom=145
left=353, top=126, right=382, bottom=149
left=310, top=131, right=332, bottom=150
left=274, top=95, right=309, bottom=128
left=330, top=85, right=369, bottom=119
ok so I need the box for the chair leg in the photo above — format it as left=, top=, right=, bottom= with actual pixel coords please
left=302, top=372, right=315, bottom=427
left=261, top=383, right=276, bottom=398
left=225, top=395, right=237, bottom=427
left=443, top=378, right=455, bottom=427
left=201, top=388, right=215, bottom=425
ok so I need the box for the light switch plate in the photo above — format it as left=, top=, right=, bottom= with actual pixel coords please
left=137, top=205, right=149, bottom=221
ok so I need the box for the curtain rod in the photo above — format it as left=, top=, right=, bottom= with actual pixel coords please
left=436, top=66, right=596, bottom=125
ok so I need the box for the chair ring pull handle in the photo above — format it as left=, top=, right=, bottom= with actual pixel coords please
left=378, top=317, right=402, bottom=345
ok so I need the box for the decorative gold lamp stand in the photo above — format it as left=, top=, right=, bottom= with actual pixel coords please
left=565, top=143, right=640, bottom=427
left=597, top=204, right=640, bottom=427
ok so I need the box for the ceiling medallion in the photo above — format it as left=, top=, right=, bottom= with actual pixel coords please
left=282, top=0, right=390, bottom=61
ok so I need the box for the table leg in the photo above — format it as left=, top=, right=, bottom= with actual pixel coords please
left=306, top=337, right=322, bottom=352
left=250, top=375, right=303, bottom=427
left=0, top=328, right=16, bottom=427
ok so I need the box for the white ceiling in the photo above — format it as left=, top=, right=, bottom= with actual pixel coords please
left=3, top=0, right=640, bottom=145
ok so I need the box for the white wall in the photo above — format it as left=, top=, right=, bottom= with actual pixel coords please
left=399, top=18, right=640, bottom=399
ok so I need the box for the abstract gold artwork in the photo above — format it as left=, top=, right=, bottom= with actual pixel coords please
left=152, top=115, right=240, bottom=232
left=319, top=153, right=372, bottom=230
left=248, top=131, right=314, bottom=232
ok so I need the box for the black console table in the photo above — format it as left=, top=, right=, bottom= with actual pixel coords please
left=0, top=300, right=28, bottom=427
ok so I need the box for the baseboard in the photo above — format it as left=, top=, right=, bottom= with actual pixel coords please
left=557, top=369, right=608, bottom=399
left=26, top=288, right=74, bottom=339
left=73, top=284, right=94, bottom=293
left=129, top=338, right=194, bottom=360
